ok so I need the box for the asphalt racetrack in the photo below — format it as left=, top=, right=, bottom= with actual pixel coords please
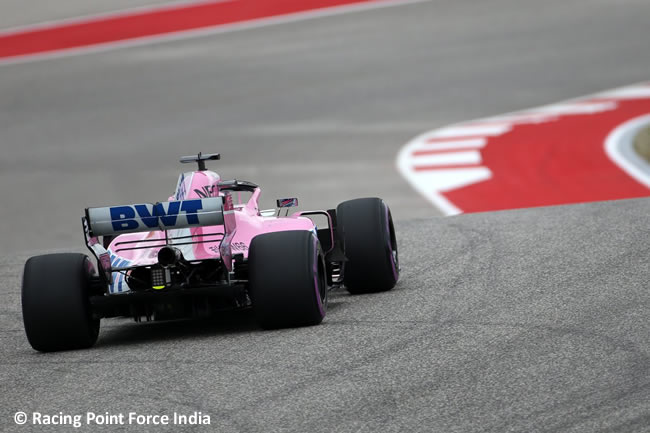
left=1, top=0, right=650, bottom=431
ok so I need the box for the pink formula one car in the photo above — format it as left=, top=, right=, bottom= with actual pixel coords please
left=22, top=153, right=399, bottom=352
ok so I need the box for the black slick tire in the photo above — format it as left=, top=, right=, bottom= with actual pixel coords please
left=337, top=198, right=399, bottom=294
left=248, top=230, right=327, bottom=329
left=22, top=253, right=100, bottom=352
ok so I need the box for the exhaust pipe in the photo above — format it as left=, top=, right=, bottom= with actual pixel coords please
left=158, top=246, right=183, bottom=267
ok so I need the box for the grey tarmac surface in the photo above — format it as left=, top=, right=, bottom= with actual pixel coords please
left=2, top=197, right=649, bottom=432
left=1, top=0, right=650, bottom=431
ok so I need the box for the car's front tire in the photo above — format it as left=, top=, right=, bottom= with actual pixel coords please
left=337, top=197, right=399, bottom=294
left=248, top=230, right=327, bottom=329
left=22, top=253, right=100, bottom=352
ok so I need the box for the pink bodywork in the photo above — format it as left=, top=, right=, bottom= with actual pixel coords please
left=107, top=170, right=315, bottom=292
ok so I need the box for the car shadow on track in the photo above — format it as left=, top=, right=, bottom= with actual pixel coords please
left=94, top=300, right=347, bottom=348
left=95, top=310, right=258, bottom=348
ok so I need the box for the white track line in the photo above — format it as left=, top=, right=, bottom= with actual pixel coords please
left=425, top=124, right=511, bottom=139
left=526, top=101, right=617, bottom=115
left=417, top=138, right=487, bottom=151
left=412, top=151, right=482, bottom=167
left=595, top=86, right=650, bottom=100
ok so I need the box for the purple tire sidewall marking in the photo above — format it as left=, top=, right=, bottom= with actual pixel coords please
left=384, top=203, right=398, bottom=281
left=312, top=236, right=325, bottom=317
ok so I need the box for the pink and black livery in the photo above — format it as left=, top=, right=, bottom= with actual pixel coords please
left=21, top=153, right=399, bottom=352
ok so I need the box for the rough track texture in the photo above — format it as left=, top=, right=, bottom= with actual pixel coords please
left=1, top=197, right=649, bottom=432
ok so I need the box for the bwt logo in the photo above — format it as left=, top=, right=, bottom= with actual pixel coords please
left=110, top=200, right=203, bottom=231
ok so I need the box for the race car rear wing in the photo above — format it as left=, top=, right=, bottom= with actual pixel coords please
left=82, top=196, right=236, bottom=283
left=85, top=197, right=224, bottom=237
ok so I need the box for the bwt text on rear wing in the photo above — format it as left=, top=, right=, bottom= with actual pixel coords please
left=85, top=197, right=225, bottom=237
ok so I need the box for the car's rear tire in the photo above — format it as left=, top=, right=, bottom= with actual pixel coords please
left=337, top=198, right=399, bottom=294
left=248, top=230, right=327, bottom=329
left=22, top=253, right=100, bottom=352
